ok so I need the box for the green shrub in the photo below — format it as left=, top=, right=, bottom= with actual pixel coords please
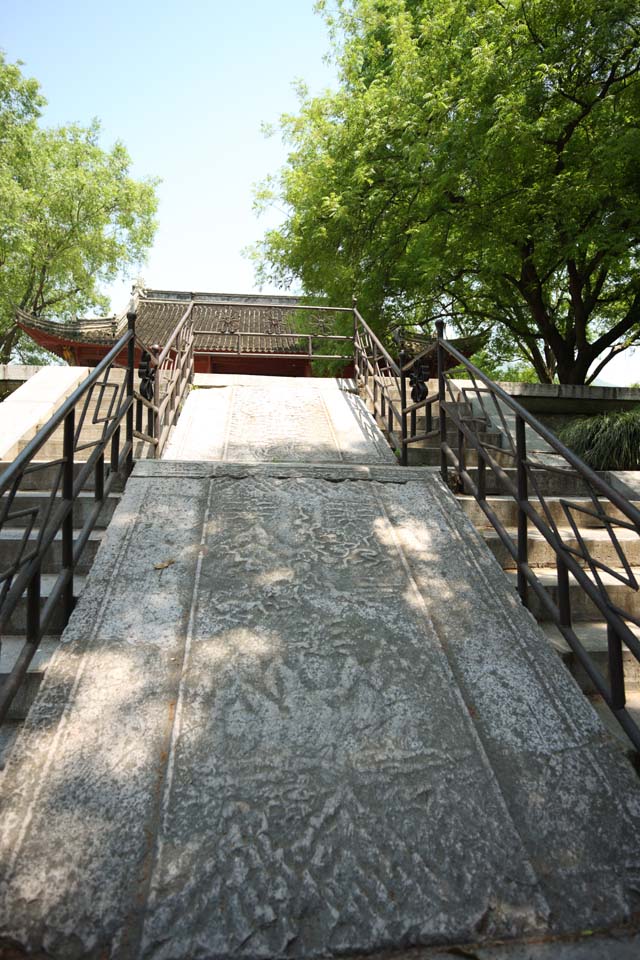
left=559, top=408, right=640, bottom=471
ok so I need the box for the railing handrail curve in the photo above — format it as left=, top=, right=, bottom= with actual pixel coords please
left=0, top=328, right=134, bottom=492
left=437, top=336, right=640, bottom=528
left=353, top=309, right=401, bottom=377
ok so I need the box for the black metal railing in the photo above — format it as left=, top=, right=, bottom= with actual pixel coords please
left=398, top=319, right=640, bottom=750
left=133, top=302, right=195, bottom=458
left=0, top=314, right=136, bottom=723
left=193, top=301, right=354, bottom=364
left=353, top=309, right=407, bottom=457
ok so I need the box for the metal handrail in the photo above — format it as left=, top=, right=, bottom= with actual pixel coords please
left=422, top=320, right=640, bottom=751
left=157, top=303, right=194, bottom=368
left=0, top=314, right=137, bottom=722
left=132, top=304, right=195, bottom=458
left=353, top=309, right=406, bottom=457
left=436, top=338, right=640, bottom=525
left=355, top=313, right=640, bottom=748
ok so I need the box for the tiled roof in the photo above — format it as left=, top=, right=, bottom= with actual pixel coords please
left=17, top=290, right=319, bottom=356
left=136, top=296, right=308, bottom=354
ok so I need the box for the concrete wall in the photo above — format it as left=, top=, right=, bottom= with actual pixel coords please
left=493, top=382, right=640, bottom=437
left=495, top=381, right=640, bottom=415
left=0, top=365, right=46, bottom=401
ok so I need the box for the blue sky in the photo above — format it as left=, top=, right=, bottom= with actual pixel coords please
left=2, top=0, right=638, bottom=383
left=2, top=0, right=335, bottom=302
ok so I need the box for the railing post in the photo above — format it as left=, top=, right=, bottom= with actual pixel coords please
left=477, top=455, right=486, bottom=501
left=399, top=349, right=408, bottom=466
left=458, top=425, right=466, bottom=488
left=372, top=343, right=377, bottom=418
left=62, top=408, right=75, bottom=621
left=152, top=345, right=160, bottom=459
left=27, top=566, right=41, bottom=648
left=126, top=309, right=136, bottom=476
left=607, top=624, right=626, bottom=711
left=557, top=555, right=571, bottom=627
left=516, top=414, right=529, bottom=607
left=436, top=320, right=447, bottom=484
left=352, top=297, right=358, bottom=379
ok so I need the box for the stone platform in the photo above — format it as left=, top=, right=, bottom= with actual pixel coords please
left=1, top=459, right=640, bottom=958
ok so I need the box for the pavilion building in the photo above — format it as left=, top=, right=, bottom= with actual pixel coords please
left=16, top=288, right=327, bottom=377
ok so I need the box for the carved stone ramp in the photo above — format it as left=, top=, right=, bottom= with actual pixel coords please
left=162, top=375, right=396, bottom=464
left=1, top=462, right=640, bottom=959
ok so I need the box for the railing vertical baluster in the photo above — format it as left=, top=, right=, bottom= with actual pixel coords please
left=477, top=455, right=486, bottom=501
left=436, top=320, right=447, bottom=484
left=516, top=415, right=529, bottom=607
left=111, top=426, right=120, bottom=473
left=458, top=426, right=466, bottom=490
left=27, top=567, right=41, bottom=646
left=399, top=351, right=408, bottom=466
left=352, top=299, right=358, bottom=377
left=608, top=624, right=626, bottom=711
left=153, top=349, right=160, bottom=459
left=426, top=398, right=432, bottom=436
left=95, top=452, right=104, bottom=503
left=372, top=343, right=377, bottom=419
left=411, top=409, right=417, bottom=443
left=62, top=409, right=75, bottom=621
left=126, top=309, right=136, bottom=475
left=557, top=555, right=571, bottom=627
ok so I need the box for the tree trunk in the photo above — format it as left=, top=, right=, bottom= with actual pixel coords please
left=0, top=323, right=21, bottom=365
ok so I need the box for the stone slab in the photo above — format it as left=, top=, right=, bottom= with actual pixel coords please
left=608, top=471, right=640, bottom=500
left=192, top=373, right=356, bottom=391
left=0, top=364, right=44, bottom=383
left=162, top=378, right=395, bottom=464
left=0, top=366, right=89, bottom=459
left=1, top=463, right=640, bottom=958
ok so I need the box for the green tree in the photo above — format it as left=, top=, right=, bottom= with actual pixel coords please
left=0, top=54, right=159, bottom=363
left=254, top=0, right=640, bottom=384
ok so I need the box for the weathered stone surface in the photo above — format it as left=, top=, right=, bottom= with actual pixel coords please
left=2, top=368, right=640, bottom=958
left=1, top=464, right=639, bottom=958
left=0, top=366, right=89, bottom=458
left=162, top=377, right=395, bottom=464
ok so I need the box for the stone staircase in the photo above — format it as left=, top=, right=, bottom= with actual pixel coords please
left=458, top=483, right=640, bottom=749
left=363, top=376, right=640, bottom=754
left=366, top=377, right=511, bottom=466
left=0, top=378, right=129, bottom=756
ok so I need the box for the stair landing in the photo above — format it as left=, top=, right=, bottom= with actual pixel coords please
left=1, top=460, right=640, bottom=957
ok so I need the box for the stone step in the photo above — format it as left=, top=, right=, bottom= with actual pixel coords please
left=588, top=688, right=640, bottom=764
left=458, top=466, right=601, bottom=497
left=505, top=567, right=640, bottom=621
left=0, top=461, right=126, bottom=492
left=405, top=423, right=503, bottom=447
left=482, top=525, right=640, bottom=569
left=541, top=621, right=640, bottom=692
left=3, top=490, right=120, bottom=528
left=24, top=436, right=122, bottom=461
left=0, top=636, right=59, bottom=721
left=457, top=495, right=640, bottom=530
left=2, top=573, right=86, bottom=633
left=0, top=528, right=103, bottom=575
left=407, top=446, right=515, bottom=468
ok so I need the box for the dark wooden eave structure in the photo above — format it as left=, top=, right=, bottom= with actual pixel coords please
left=16, top=289, right=324, bottom=376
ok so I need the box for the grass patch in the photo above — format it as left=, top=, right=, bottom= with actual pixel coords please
left=559, top=408, right=640, bottom=471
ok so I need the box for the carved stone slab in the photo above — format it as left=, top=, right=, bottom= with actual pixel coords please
left=162, top=377, right=395, bottom=464
left=1, top=467, right=639, bottom=958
